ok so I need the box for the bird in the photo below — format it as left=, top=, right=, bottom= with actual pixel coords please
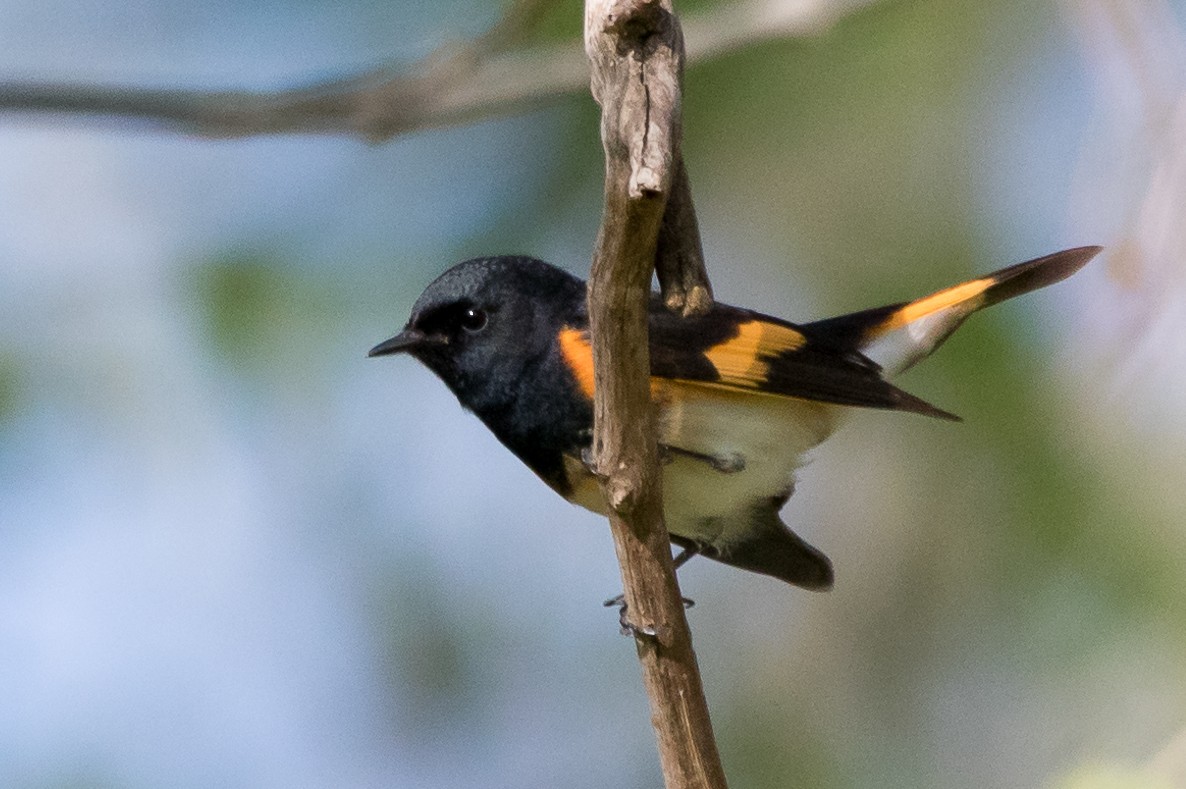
left=370, top=246, right=1100, bottom=591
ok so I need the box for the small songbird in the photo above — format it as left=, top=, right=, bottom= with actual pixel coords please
left=370, top=247, right=1099, bottom=590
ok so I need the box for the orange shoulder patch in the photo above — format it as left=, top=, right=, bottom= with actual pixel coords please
left=558, top=327, right=595, bottom=399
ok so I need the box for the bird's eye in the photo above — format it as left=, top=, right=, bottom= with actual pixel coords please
left=460, top=307, right=488, bottom=332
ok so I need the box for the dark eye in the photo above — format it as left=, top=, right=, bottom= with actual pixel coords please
left=460, top=307, right=488, bottom=332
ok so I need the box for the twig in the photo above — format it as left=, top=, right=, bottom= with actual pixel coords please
left=0, top=0, right=881, bottom=141
left=656, top=157, right=713, bottom=316
left=584, top=1, right=727, bottom=787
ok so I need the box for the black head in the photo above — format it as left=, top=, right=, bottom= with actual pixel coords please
left=369, top=256, right=587, bottom=411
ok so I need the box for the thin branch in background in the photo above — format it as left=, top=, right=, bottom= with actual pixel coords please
left=584, top=0, right=726, bottom=787
left=0, top=0, right=880, bottom=141
left=1065, top=0, right=1186, bottom=283
left=1063, top=0, right=1186, bottom=386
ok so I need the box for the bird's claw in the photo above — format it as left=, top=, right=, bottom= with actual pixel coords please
left=603, top=594, right=695, bottom=638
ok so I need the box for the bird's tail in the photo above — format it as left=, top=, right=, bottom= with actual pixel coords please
left=803, top=246, right=1101, bottom=378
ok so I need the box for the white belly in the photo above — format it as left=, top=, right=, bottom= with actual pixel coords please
left=566, top=381, right=841, bottom=547
left=656, top=381, right=838, bottom=545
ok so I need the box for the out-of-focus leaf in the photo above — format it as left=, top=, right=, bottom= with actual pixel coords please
left=1047, top=763, right=1174, bottom=789
left=0, top=352, right=18, bottom=425
left=184, top=250, right=345, bottom=380
left=718, top=703, right=839, bottom=789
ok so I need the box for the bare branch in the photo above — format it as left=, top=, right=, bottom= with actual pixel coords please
left=0, top=0, right=881, bottom=140
left=585, top=1, right=726, bottom=787
left=656, top=158, right=714, bottom=316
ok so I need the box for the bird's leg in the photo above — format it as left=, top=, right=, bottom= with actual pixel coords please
left=604, top=546, right=697, bottom=637
left=671, top=545, right=697, bottom=571
left=659, top=444, right=745, bottom=474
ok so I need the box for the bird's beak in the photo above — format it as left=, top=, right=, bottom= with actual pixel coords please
left=368, top=328, right=437, bottom=357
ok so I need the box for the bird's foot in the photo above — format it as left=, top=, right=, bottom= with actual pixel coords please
left=603, top=594, right=695, bottom=638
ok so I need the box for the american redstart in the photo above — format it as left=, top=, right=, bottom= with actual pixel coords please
left=370, top=246, right=1099, bottom=590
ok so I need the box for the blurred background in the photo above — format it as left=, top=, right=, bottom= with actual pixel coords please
left=1, top=0, right=1185, bottom=787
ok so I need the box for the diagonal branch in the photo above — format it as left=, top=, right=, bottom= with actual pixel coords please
left=585, top=1, right=726, bottom=787
left=0, top=0, right=881, bottom=141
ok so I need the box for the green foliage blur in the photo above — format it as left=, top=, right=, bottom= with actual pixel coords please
left=184, top=0, right=1185, bottom=785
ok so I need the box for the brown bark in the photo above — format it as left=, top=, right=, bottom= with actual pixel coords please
left=584, top=1, right=726, bottom=787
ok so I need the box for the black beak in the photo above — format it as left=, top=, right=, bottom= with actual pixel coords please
left=368, top=328, right=436, bottom=358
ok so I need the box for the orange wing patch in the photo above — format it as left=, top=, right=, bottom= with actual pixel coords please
left=562, top=319, right=808, bottom=399
left=558, top=327, right=596, bottom=399
left=701, top=320, right=806, bottom=389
